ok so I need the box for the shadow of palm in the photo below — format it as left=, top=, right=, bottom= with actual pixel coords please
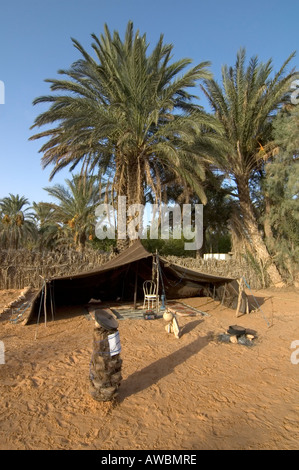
left=118, top=332, right=211, bottom=401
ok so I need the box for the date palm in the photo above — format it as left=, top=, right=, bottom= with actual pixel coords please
left=200, top=49, right=297, bottom=285
left=31, top=201, right=60, bottom=249
left=30, top=21, right=214, bottom=218
left=0, top=194, right=36, bottom=249
left=43, top=175, right=100, bottom=251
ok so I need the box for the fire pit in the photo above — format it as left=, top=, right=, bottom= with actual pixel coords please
left=218, top=325, right=257, bottom=347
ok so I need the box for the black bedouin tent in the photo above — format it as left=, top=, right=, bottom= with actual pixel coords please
left=24, top=240, right=249, bottom=324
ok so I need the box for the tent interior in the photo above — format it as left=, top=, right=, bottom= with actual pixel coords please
left=24, top=241, right=249, bottom=325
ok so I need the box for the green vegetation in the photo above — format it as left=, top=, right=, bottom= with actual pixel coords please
left=0, top=22, right=298, bottom=286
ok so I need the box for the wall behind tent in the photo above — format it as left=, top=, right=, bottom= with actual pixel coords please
left=0, top=248, right=262, bottom=290
left=0, top=248, right=113, bottom=290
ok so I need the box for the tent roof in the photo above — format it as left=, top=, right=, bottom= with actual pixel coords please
left=53, top=239, right=234, bottom=283
left=53, top=238, right=153, bottom=281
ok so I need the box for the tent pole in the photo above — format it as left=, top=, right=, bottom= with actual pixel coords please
left=50, top=283, right=55, bottom=321
left=236, top=277, right=244, bottom=317
left=133, top=261, right=139, bottom=310
left=35, top=285, right=44, bottom=341
left=156, top=251, right=159, bottom=314
left=221, top=283, right=227, bottom=305
left=44, top=281, right=47, bottom=327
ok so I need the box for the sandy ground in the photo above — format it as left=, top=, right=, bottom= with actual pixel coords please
left=0, top=287, right=298, bottom=450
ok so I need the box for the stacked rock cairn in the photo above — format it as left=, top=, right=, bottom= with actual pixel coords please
left=89, top=315, right=122, bottom=402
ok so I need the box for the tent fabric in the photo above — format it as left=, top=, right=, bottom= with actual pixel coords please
left=24, top=240, right=248, bottom=324
left=52, top=239, right=153, bottom=279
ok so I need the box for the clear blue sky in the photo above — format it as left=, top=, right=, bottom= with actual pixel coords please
left=0, top=0, right=298, bottom=204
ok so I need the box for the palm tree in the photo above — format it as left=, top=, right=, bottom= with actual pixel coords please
left=30, top=22, right=215, bottom=238
left=31, top=201, right=59, bottom=249
left=200, top=48, right=298, bottom=285
left=0, top=194, right=36, bottom=249
left=43, top=175, right=100, bottom=251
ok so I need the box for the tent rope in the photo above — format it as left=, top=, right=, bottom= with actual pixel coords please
left=35, top=279, right=48, bottom=340
left=9, top=301, right=32, bottom=323
left=158, top=262, right=186, bottom=287
left=243, top=276, right=270, bottom=327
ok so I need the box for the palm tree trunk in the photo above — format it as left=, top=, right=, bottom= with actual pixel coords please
left=127, top=157, right=145, bottom=245
left=236, top=176, right=284, bottom=286
left=263, top=194, right=275, bottom=242
left=78, top=231, right=86, bottom=252
left=196, top=226, right=207, bottom=259
left=116, top=157, right=145, bottom=252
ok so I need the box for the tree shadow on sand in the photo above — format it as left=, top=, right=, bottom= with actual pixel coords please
left=118, top=326, right=212, bottom=402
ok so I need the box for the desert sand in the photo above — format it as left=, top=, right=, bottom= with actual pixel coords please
left=0, top=287, right=298, bottom=450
